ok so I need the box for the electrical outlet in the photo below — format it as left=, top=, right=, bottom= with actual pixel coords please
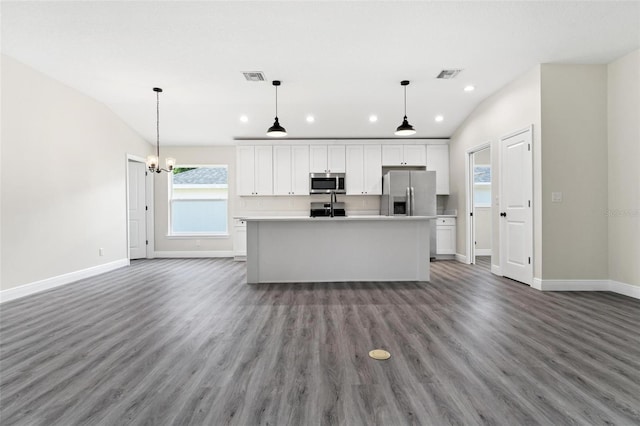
left=196, top=240, right=201, bottom=247
left=99, top=248, right=104, bottom=256
left=551, top=192, right=563, bottom=203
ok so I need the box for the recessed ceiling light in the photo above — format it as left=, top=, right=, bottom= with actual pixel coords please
left=240, top=115, right=248, bottom=123
left=435, top=115, right=444, bottom=122
left=464, top=85, right=475, bottom=92
left=306, top=115, right=315, bottom=123
left=369, top=115, right=378, bottom=123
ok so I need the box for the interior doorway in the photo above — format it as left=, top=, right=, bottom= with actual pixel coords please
left=465, top=143, right=492, bottom=265
left=126, top=156, right=152, bottom=259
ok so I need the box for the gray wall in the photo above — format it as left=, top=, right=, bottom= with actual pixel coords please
left=540, top=64, right=608, bottom=280
left=607, top=50, right=640, bottom=287
left=1, top=55, right=151, bottom=291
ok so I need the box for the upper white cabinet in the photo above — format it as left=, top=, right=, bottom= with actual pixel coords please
left=426, top=144, right=450, bottom=195
left=273, top=145, right=310, bottom=195
left=346, top=145, right=382, bottom=195
left=309, top=145, right=345, bottom=173
left=382, top=144, right=426, bottom=166
left=237, top=145, right=273, bottom=196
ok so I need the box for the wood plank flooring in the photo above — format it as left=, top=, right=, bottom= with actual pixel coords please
left=1, top=258, right=639, bottom=425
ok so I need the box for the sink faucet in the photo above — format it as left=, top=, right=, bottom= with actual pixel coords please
left=330, top=191, right=337, bottom=217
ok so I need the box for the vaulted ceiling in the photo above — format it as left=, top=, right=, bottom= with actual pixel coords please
left=2, top=1, right=638, bottom=145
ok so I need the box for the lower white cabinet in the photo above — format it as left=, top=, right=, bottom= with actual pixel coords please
left=233, top=219, right=247, bottom=260
left=436, top=217, right=456, bottom=256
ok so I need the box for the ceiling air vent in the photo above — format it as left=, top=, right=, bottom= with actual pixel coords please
left=436, top=69, right=463, bottom=79
left=243, top=71, right=266, bottom=82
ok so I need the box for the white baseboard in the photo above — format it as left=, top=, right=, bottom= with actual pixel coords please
left=491, top=264, right=502, bottom=276
left=530, top=278, right=639, bottom=300
left=153, top=250, right=234, bottom=258
left=455, top=253, right=468, bottom=264
left=535, top=279, right=609, bottom=292
left=0, top=259, right=129, bottom=303
left=609, top=280, right=640, bottom=299
left=475, top=249, right=492, bottom=256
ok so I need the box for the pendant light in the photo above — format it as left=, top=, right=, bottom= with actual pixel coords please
left=266, top=80, right=287, bottom=137
left=395, top=80, right=416, bottom=136
left=146, top=87, right=176, bottom=173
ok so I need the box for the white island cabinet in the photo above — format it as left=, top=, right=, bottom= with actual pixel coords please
left=243, top=216, right=433, bottom=284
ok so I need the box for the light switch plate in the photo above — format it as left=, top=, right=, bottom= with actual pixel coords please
left=551, top=192, right=563, bottom=202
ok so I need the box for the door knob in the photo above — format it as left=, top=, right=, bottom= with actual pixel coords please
left=500, top=212, right=507, bottom=217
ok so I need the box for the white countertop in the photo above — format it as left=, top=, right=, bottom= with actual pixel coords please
left=238, top=215, right=436, bottom=222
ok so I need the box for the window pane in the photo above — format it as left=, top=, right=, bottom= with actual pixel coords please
left=171, top=200, right=227, bottom=233
left=169, top=165, right=228, bottom=235
left=474, top=186, right=491, bottom=206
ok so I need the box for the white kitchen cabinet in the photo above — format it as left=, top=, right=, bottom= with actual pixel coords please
left=426, top=144, right=450, bottom=195
left=273, top=145, right=309, bottom=195
left=309, top=144, right=345, bottom=173
left=382, top=144, right=426, bottom=166
left=236, top=145, right=273, bottom=196
left=436, top=217, right=456, bottom=256
left=346, top=145, right=382, bottom=195
left=233, top=218, right=247, bottom=261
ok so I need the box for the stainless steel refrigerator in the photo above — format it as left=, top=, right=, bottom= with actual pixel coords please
left=381, top=171, right=437, bottom=258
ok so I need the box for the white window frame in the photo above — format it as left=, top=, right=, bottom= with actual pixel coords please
left=167, top=164, right=229, bottom=238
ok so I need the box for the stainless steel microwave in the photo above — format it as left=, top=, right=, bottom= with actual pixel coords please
left=309, top=173, right=346, bottom=194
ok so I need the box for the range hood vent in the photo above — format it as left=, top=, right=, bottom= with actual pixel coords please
left=436, top=69, right=463, bottom=79
left=243, top=71, right=266, bottom=82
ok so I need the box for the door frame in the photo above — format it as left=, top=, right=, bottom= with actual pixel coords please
left=465, top=142, right=491, bottom=265
left=498, top=125, right=533, bottom=285
left=126, top=154, right=154, bottom=259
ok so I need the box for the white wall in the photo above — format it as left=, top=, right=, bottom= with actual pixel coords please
left=448, top=66, right=542, bottom=274
left=1, top=55, right=151, bottom=291
left=607, top=50, right=640, bottom=287
left=540, top=64, right=608, bottom=280
left=152, top=146, right=236, bottom=254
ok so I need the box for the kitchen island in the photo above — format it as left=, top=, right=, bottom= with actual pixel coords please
left=241, top=216, right=434, bottom=284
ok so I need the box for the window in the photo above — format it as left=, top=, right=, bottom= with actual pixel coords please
left=169, top=165, right=228, bottom=235
left=473, top=165, right=491, bottom=207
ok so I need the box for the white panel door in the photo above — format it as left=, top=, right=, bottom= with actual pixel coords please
left=345, top=145, right=364, bottom=194
left=273, top=145, right=292, bottom=195
left=237, top=146, right=256, bottom=195
left=426, top=144, right=450, bottom=194
left=128, top=160, right=146, bottom=259
left=327, top=145, right=346, bottom=172
left=254, top=145, right=273, bottom=195
left=500, top=127, right=533, bottom=285
left=363, top=144, right=382, bottom=195
left=403, top=145, right=426, bottom=166
left=309, top=145, right=328, bottom=172
left=291, top=145, right=310, bottom=195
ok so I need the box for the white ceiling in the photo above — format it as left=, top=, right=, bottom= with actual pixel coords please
left=2, top=1, right=639, bottom=146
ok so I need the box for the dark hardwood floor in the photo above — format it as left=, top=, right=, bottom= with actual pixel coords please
left=1, top=258, right=639, bottom=425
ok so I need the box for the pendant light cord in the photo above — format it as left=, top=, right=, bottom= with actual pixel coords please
left=403, top=85, right=407, bottom=118
left=275, top=84, right=278, bottom=118
left=156, top=90, right=160, bottom=158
